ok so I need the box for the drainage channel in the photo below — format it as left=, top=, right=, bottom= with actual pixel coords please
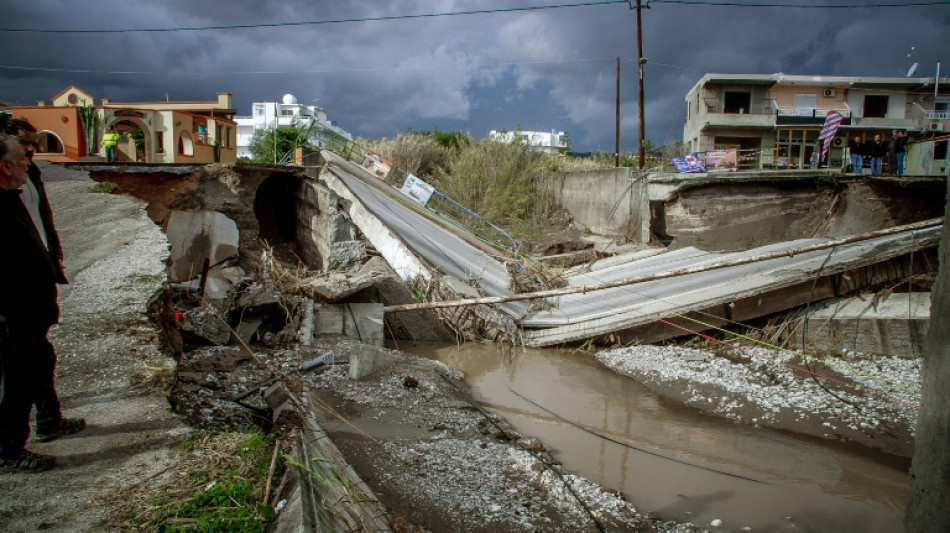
left=393, top=341, right=910, bottom=533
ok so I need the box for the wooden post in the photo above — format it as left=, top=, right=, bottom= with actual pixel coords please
left=616, top=56, right=621, bottom=168
left=636, top=0, right=645, bottom=170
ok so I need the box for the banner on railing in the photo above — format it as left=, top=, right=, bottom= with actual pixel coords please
left=361, top=150, right=393, bottom=179
left=704, top=148, right=738, bottom=172
left=400, top=173, right=436, bottom=206
left=671, top=153, right=706, bottom=173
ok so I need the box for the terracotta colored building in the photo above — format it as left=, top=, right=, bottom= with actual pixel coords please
left=7, top=85, right=238, bottom=164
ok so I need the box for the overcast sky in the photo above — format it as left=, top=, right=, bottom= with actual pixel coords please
left=1, top=1, right=948, bottom=152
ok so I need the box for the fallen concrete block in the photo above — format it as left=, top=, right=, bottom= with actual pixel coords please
left=314, top=303, right=384, bottom=346
left=233, top=316, right=264, bottom=345
left=297, top=256, right=389, bottom=301
left=236, top=283, right=283, bottom=315
left=167, top=209, right=239, bottom=283
left=348, top=343, right=401, bottom=380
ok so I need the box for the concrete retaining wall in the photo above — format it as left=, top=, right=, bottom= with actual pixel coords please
left=547, top=168, right=650, bottom=244
left=794, top=292, right=930, bottom=358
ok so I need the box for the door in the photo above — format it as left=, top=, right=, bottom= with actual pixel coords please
left=794, top=94, right=818, bottom=117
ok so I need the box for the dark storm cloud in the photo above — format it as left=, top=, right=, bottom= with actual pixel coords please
left=1, top=1, right=948, bottom=152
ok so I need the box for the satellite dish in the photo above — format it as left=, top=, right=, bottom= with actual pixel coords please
left=906, top=62, right=918, bottom=77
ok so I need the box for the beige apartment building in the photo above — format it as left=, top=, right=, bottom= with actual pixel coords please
left=683, top=73, right=950, bottom=170
left=7, top=85, right=238, bottom=164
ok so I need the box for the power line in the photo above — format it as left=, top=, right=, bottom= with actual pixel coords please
left=649, top=0, right=949, bottom=7
left=0, top=57, right=616, bottom=76
left=0, top=1, right=628, bottom=34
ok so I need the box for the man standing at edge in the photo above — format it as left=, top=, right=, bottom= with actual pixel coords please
left=102, top=125, right=119, bottom=163
left=888, top=130, right=899, bottom=174
left=10, top=119, right=85, bottom=444
left=868, top=134, right=887, bottom=176
left=895, top=130, right=908, bottom=176
left=848, top=134, right=864, bottom=173
left=0, top=134, right=61, bottom=472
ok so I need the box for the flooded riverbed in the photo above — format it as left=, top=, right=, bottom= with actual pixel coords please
left=393, top=341, right=910, bottom=533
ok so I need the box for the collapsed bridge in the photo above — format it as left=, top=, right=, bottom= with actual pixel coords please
left=80, top=152, right=942, bottom=351
left=316, top=151, right=940, bottom=349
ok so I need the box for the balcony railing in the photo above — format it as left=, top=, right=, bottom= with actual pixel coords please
left=774, top=107, right=852, bottom=118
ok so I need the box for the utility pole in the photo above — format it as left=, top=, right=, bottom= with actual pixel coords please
left=636, top=0, right=646, bottom=170
left=616, top=56, right=621, bottom=167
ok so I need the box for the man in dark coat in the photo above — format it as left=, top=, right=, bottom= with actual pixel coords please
left=0, top=134, right=60, bottom=472
left=9, top=119, right=84, bottom=445
left=888, top=130, right=899, bottom=174
left=848, top=135, right=864, bottom=173
left=868, top=134, right=888, bottom=175
left=895, top=130, right=908, bottom=176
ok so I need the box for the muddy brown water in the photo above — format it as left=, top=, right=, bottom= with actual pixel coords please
left=392, top=341, right=910, bottom=533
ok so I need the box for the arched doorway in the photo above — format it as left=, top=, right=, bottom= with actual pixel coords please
left=36, top=130, right=66, bottom=156
left=111, top=119, right=149, bottom=163
left=178, top=131, right=194, bottom=158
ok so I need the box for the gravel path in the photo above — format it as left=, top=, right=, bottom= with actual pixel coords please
left=0, top=167, right=190, bottom=533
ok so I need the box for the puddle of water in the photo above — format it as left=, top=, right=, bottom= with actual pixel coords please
left=392, top=341, right=910, bottom=533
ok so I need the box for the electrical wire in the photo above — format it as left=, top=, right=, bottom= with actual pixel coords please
left=0, top=1, right=630, bottom=34
left=650, top=0, right=949, bottom=7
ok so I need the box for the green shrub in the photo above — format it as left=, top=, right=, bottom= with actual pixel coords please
left=91, top=182, right=118, bottom=194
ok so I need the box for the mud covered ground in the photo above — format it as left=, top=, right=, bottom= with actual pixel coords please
left=174, top=339, right=706, bottom=533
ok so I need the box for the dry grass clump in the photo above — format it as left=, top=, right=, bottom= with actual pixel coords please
left=358, top=132, right=454, bottom=178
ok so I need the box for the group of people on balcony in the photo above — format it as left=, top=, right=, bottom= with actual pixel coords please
left=848, top=130, right=908, bottom=176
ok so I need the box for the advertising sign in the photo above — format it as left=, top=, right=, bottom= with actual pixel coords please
left=399, top=174, right=435, bottom=206
left=361, top=150, right=393, bottom=179
left=670, top=153, right=706, bottom=173
left=704, top=148, right=738, bottom=172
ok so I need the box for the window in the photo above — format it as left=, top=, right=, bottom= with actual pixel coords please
left=863, top=95, right=889, bottom=118
left=935, top=140, right=948, bottom=161
left=935, top=101, right=949, bottom=119
left=36, top=131, right=65, bottom=155
left=178, top=132, right=194, bottom=156
left=723, top=91, right=751, bottom=114
left=67, top=94, right=78, bottom=105
left=281, top=109, right=295, bottom=116
left=254, top=104, right=265, bottom=117
left=155, top=132, right=164, bottom=153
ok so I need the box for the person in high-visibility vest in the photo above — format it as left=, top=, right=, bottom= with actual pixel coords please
left=101, top=126, right=120, bottom=163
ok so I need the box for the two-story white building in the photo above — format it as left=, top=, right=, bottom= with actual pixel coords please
left=488, top=129, right=568, bottom=154
left=683, top=73, right=950, bottom=169
left=235, top=93, right=352, bottom=160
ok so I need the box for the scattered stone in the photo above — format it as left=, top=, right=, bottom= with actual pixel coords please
left=180, top=307, right=231, bottom=346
